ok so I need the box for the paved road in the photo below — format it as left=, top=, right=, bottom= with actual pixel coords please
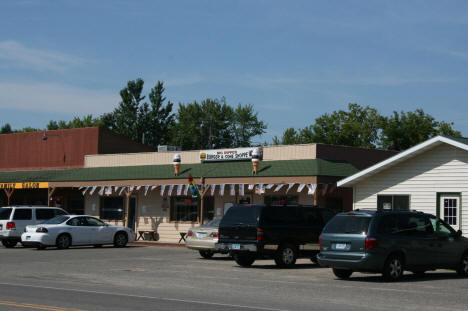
left=0, top=245, right=467, bottom=311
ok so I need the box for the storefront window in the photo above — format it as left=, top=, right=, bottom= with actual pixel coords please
left=264, top=195, right=299, bottom=205
left=100, top=197, right=124, bottom=220
left=170, top=197, right=214, bottom=222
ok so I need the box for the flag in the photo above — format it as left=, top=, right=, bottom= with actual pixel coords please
left=98, top=186, right=105, bottom=196
left=119, top=186, right=126, bottom=196
left=177, top=184, right=182, bottom=196
left=183, top=184, right=189, bottom=195
left=136, top=186, right=142, bottom=191
left=168, top=184, right=174, bottom=196
left=286, top=183, right=295, bottom=193
left=266, top=184, right=274, bottom=190
left=188, top=175, right=200, bottom=197
left=307, top=184, right=317, bottom=196
left=160, top=185, right=166, bottom=196
left=210, top=184, right=216, bottom=196
left=239, top=184, right=244, bottom=196
left=255, top=185, right=265, bottom=195
left=81, top=187, right=89, bottom=196
left=248, top=184, right=255, bottom=190
left=78, top=186, right=84, bottom=190
left=230, top=184, right=235, bottom=196
left=151, top=185, right=157, bottom=191
left=297, top=184, right=306, bottom=193
left=129, top=186, right=134, bottom=192
left=219, top=184, right=225, bottom=196
left=114, top=186, right=120, bottom=193
left=274, top=184, right=285, bottom=192
left=104, top=186, right=112, bottom=196
left=144, top=186, right=150, bottom=196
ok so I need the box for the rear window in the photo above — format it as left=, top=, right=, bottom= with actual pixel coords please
left=323, top=215, right=371, bottom=234
left=43, top=215, right=70, bottom=225
left=36, top=209, right=56, bottom=220
left=0, top=208, right=12, bottom=220
left=13, top=209, right=32, bottom=220
left=221, top=205, right=259, bottom=226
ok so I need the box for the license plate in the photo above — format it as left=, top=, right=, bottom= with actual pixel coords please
left=26, top=236, right=31, bottom=240
left=335, top=243, right=347, bottom=250
left=232, top=244, right=241, bottom=250
left=196, top=232, right=207, bottom=239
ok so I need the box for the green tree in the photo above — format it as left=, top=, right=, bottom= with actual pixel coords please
left=0, top=123, right=12, bottom=134
left=171, top=98, right=266, bottom=150
left=231, top=103, right=267, bottom=147
left=380, top=109, right=461, bottom=150
left=146, top=81, right=175, bottom=147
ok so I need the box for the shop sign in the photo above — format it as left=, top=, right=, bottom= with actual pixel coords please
left=0, top=182, right=49, bottom=189
left=200, top=147, right=262, bottom=162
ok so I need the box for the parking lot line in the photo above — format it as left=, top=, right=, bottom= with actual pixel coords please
left=0, top=300, right=85, bottom=311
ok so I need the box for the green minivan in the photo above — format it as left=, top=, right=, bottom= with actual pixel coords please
left=317, top=210, right=468, bottom=281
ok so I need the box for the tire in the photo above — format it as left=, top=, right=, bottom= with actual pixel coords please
left=56, top=234, right=71, bottom=249
left=333, top=268, right=353, bottom=279
left=2, top=240, right=17, bottom=248
left=274, top=244, right=298, bottom=268
left=383, top=255, right=404, bottom=282
left=457, top=252, right=468, bottom=277
left=310, top=253, right=318, bottom=264
left=113, top=232, right=128, bottom=248
left=233, top=252, right=256, bottom=267
left=199, top=250, right=214, bottom=259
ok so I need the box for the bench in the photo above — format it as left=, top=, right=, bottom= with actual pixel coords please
left=137, top=231, right=157, bottom=241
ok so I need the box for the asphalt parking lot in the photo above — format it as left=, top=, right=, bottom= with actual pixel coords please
left=0, top=244, right=467, bottom=311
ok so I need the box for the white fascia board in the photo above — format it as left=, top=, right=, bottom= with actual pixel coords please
left=337, top=136, right=468, bottom=187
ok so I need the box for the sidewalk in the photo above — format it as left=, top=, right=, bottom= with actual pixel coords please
left=128, top=241, right=186, bottom=247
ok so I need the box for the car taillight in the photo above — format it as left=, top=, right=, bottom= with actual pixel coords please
left=257, top=228, right=264, bottom=241
left=6, top=222, right=15, bottom=230
left=210, top=231, right=219, bottom=238
left=318, top=235, right=322, bottom=249
left=36, top=227, right=48, bottom=233
left=365, top=236, right=378, bottom=250
left=187, top=230, right=193, bottom=237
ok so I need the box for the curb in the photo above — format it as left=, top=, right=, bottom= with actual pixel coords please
left=128, top=241, right=186, bottom=248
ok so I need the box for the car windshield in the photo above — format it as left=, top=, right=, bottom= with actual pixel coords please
left=42, top=215, right=70, bottom=225
left=0, top=208, right=12, bottom=220
left=323, top=215, right=371, bottom=234
left=204, top=218, right=221, bottom=227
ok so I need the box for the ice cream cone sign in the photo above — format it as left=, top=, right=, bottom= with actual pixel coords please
left=173, top=154, right=181, bottom=176
left=251, top=148, right=261, bottom=175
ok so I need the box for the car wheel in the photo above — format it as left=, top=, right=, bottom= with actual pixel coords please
left=233, top=252, right=256, bottom=267
left=310, top=253, right=318, bottom=264
left=199, top=250, right=214, bottom=259
left=274, top=244, right=298, bottom=268
left=383, top=255, right=404, bottom=281
left=457, top=252, right=468, bottom=277
left=113, top=232, right=128, bottom=248
left=56, top=234, right=71, bottom=249
left=333, top=268, right=353, bottom=279
left=2, top=240, right=17, bottom=248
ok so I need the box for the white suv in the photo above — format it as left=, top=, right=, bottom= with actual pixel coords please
left=0, top=206, right=68, bottom=248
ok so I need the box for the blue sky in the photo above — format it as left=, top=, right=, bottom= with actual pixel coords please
left=1, top=0, right=467, bottom=142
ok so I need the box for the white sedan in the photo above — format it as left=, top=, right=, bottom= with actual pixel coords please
left=21, top=215, right=135, bottom=250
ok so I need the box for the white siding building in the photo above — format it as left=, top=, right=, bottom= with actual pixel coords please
left=338, top=136, right=468, bottom=234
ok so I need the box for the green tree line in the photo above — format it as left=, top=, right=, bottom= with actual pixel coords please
left=0, top=80, right=462, bottom=151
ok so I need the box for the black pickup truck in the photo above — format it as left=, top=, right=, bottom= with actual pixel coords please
left=216, top=204, right=335, bottom=268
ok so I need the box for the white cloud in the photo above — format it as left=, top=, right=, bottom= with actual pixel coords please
left=0, top=41, right=87, bottom=72
left=0, top=82, right=119, bottom=115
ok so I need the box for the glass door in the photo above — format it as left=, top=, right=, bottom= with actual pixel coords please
left=440, top=196, right=460, bottom=230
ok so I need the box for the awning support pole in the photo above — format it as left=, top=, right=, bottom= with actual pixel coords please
left=124, top=187, right=134, bottom=228
left=199, top=180, right=209, bottom=225
left=48, top=187, right=56, bottom=207
left=4, top=188, right=14, bottom=206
